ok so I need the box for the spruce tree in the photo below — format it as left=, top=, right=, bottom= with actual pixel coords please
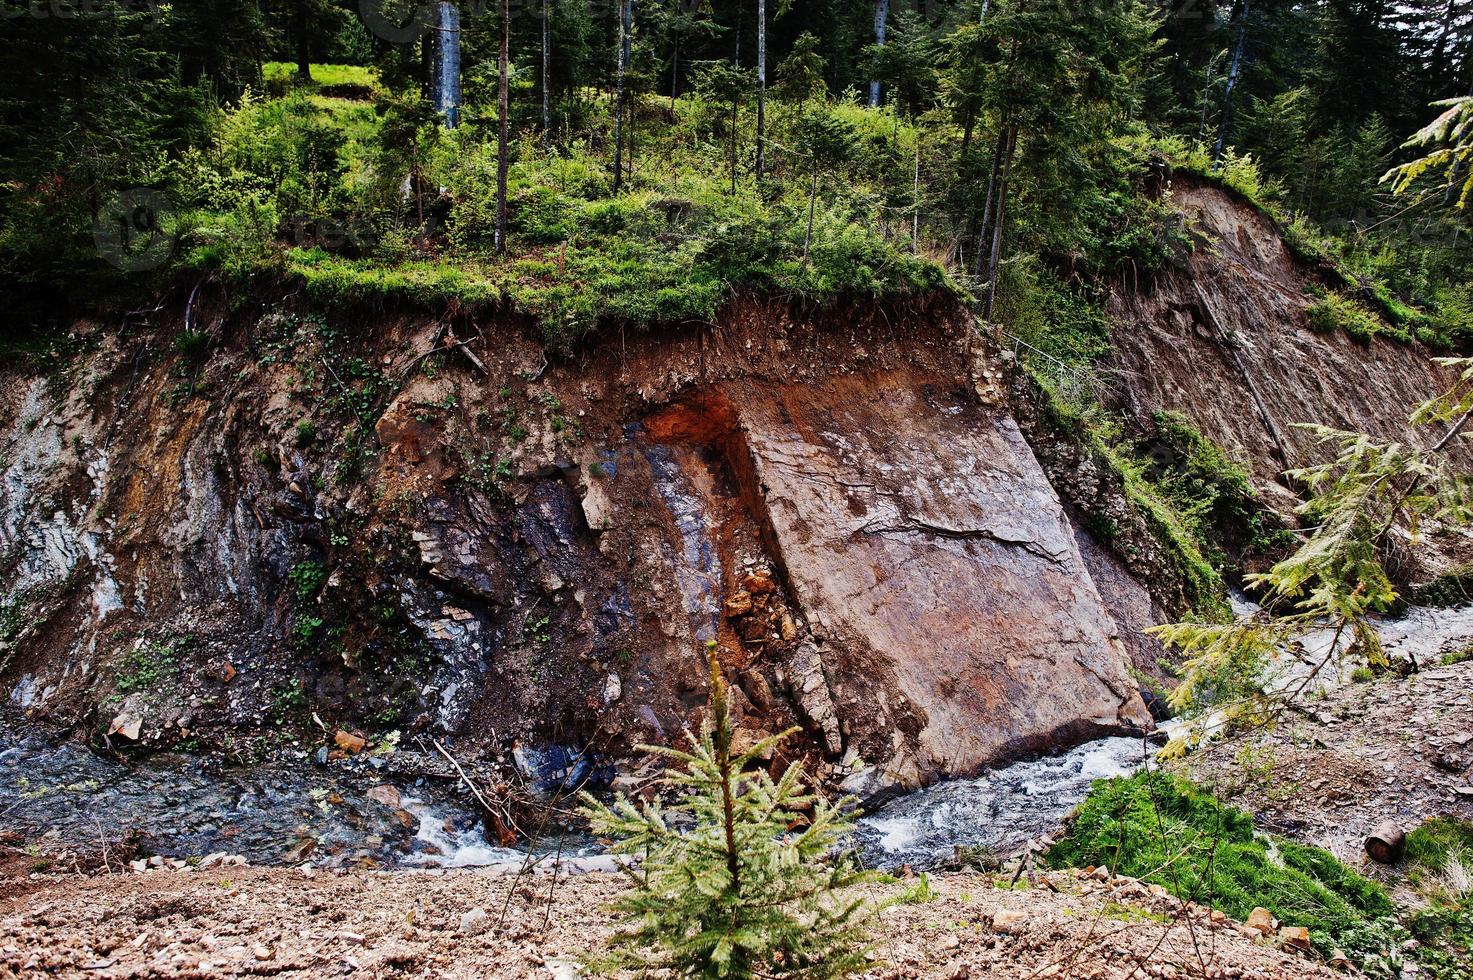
left=580, top=642, right=874, bottom=979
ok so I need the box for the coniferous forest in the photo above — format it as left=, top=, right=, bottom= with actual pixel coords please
left=0, top=0, right=1469, bottom=348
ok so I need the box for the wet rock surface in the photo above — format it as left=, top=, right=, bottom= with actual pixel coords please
left=854, top=736, right=1147, bottom=868
left=0, top=724, right=587, bottom=869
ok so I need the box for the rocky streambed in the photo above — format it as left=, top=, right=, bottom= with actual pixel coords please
left=0, top=721, right=1151, bottom=873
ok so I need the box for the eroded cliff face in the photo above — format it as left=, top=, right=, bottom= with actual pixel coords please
left=1108, top=178, right=1473, bottom=528
left=0, top=298, right=1147, bottom=794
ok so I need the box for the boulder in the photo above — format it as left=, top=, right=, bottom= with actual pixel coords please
left=731, top=372, right=1151, bottom=785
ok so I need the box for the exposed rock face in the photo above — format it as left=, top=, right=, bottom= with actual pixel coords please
left=0, top=299, right=1148, bottom=791
left=728, top=373, right=1150, bottom=788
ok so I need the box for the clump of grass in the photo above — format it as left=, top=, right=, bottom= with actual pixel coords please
left=1045, top=772, right=1396, bottom=960
left=893, top=872, right=937, bottom=905
left=1408, top=819, right=1473, bottom=877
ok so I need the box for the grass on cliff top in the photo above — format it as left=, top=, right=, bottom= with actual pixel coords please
left=162, top=71, right=950, bottom=349
left=1046, top=772, right=1397, bottom=962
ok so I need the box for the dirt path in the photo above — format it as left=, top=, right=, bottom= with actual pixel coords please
left=1, top=859, right=1339, bottom=979
left=1179, top=659, right=1473, bottom=868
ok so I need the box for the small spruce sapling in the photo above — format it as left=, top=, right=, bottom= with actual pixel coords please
left=579, top=641, right=874, bottom=978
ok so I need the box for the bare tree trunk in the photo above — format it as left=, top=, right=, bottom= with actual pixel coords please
left=803, top=168, right=818, bottom=264
left=435, top=1, right=462, bottom=128
left=868, top=0, right=889, bottom=108
left=911, top=137, right=920, bottom=252
left=613, top=0, right=632, bottom=193
left=670, top=28, right=680, bottom=108
left=755, top=0, right=766, bottom=187
left=294, top=0, right=312, bottom=82
left=1212, top=0, right=1250, bottom=166
left=1197, top=53, right=1216, bottom=141
left=541, top=0, right=551, bottom=139
left=972, top=130, right=1004, bottom=277
left=983, top=126, right=1017, bottom=321
left=495, top=0, right=510, bottom=253
left=730, top=92, right=739, bottom=194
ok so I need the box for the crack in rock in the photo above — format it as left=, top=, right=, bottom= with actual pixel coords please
left=855, top=518, right=1070, bottom=566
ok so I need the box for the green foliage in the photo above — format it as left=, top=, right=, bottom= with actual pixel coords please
left=1153, top=356, right=1473, bottom=727
left=1306, top=290, right=1394, bottom=343
left=1384, top=97, right=1473, bottom=210
left=116, top=636, right=193, bottom=694
left=289, top=560, right=326, bottom=602
left=894, top=873, right=937, bottom=905
left=1046, top=772, right=1397, bottom=961
left=1408, top=819, right=1473, bottom=876
left=580, top=643, right=874, bottom=978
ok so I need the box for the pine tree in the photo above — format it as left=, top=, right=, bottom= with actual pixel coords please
left=1385, top=95, right=1473, bottom=207
left=579, top=642, right=874, bottom=979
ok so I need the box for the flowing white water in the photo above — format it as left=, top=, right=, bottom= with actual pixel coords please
left=852, top=736, right=1149, bottom=869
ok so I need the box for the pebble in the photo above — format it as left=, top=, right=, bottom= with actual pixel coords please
left=459, top=907, right=490, bottom=936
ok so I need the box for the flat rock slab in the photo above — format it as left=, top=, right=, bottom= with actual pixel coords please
left=728, top=370, right=1150, bottom=788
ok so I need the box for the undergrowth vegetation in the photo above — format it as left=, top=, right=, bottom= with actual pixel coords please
left=148, top=75, right=951, bottom=349
left=1047, top=772, right=1400, bottom=967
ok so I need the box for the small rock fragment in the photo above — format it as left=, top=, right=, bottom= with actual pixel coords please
left=459, top=907, right=489, bottom=936
left=990, top=909, right=1028, bottom=935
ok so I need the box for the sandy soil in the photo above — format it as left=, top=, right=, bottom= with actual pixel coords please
left=1, top=860, right=1340, bottom=979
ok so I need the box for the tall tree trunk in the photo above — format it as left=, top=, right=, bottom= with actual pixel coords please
left=755, top=0, right=766, bottom=186
left=972, top=130, right=1004, bottom=278
left=730, top=93, right=739, bottom=194
left=868, top=0, right=889, bottom=108
left=495, top=0, right=510, bottom=252
left=803, top=168, right=818, bottom=264
left=983, top=126, right=1017, bottom=321
left=613, top=0, right=632, bottom=193
left=1212, top=0, right=1250, bottom=166
left=294, top=0, right=312, bottom=82
left=670, top=28, right=680, bottom=108
left=435, top=1, right=462, bottom=128
left=1197, top=52, right=1216, bottom=141
left=541, top=0, right=551, bottom=139
left=911, top=137, right=920, bottom=252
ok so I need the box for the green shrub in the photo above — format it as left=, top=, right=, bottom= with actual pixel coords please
left=1046, top=772, right=1396, bottom=960
left=1306, top=290, right=1385, bottom=342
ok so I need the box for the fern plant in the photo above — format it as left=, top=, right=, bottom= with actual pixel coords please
left=579, top=642, right=874, bottom=979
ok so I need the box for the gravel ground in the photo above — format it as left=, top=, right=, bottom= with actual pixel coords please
left=1180, top=659, right=1473, bottom=870
left=1, top=859, right=1341, bottom=979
